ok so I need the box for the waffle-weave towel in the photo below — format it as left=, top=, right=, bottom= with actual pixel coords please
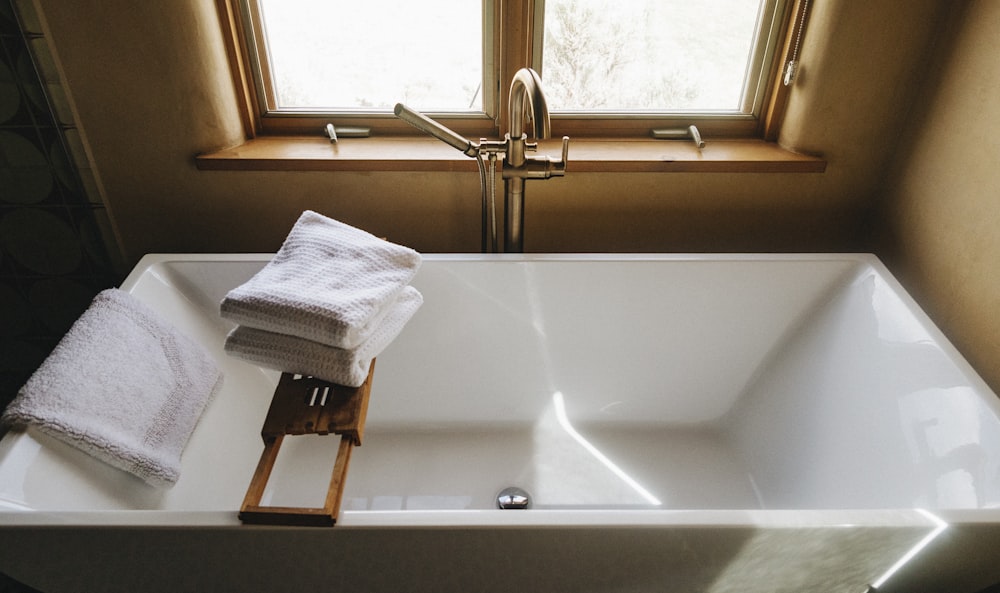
left=220, top=210, right=422, bottom=350
left=224, top=286, right=422, bottom=387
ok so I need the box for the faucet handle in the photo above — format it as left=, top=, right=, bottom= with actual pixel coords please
left=548, top=136, right=569, bottom=176
left=505, top=136, right=570, bottom=179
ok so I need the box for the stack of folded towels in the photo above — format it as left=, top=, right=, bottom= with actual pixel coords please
left=220, top=210, right=423, bottom=387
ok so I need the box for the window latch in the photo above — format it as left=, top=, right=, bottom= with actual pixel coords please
left=324, top=124, right=371, bottom=143
left=651, top=125, right=705, bottom=149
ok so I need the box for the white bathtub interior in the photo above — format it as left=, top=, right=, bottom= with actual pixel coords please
left=3, top=253, right=1000, bottom=593
left=4, top=254, right=999, bottom=516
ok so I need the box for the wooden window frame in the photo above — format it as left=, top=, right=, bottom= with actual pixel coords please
left=216, top=0, right=808, bottom=142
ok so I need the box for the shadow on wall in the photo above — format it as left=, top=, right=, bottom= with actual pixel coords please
left=1, top=571, right=42, bottom=592
left=0, top=1, right=118, bottom=413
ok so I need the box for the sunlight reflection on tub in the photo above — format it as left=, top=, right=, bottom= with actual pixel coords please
left=531, top=391, right=662, bottom=508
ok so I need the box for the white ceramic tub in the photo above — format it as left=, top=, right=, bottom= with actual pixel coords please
left=2, top=253, right=1000, bottom=593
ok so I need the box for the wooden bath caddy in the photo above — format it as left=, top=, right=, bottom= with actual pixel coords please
left=239, top=362, right=374, bottom=527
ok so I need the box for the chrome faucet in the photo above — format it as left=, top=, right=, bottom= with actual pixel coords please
left=394, top=68, right=568, bottom=253
left=502, top=68, right=569, bottom=252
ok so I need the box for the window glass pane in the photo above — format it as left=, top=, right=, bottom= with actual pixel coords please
left=256, top=0, right=482, bottom=111
left=541, top=0, right=763, bottom=112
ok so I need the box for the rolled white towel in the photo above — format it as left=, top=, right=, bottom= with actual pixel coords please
left=224, top=286, right=423, bottom=387
left=220, top=211, right=421, bottom=349
left=1, top=289, right=223, bottom=488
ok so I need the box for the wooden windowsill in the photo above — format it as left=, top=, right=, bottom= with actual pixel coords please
left=195, top=136, right=826, bottom=173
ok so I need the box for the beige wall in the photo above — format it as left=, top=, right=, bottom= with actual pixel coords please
left=34, top=0, right=948, bottom=265
left=879, top=1, right=1000, bottom=392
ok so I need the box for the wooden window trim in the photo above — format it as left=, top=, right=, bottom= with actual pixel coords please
left=215, top=0, right=259, bottom=139
left=763, top=0, right=810, bottom=141
left=203, top=0, right=824, bottom=172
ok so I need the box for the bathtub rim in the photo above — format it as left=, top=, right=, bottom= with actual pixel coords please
left=1, top=506, right=992, bottom=529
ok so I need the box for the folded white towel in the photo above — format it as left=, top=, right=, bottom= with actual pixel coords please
left=1, top=289, right=223, bottom=488
left=220, top=211, right=422, bottom=350
left=224, top=286, right=423, bottom=387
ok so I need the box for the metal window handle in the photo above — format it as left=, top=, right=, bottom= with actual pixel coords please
left=687, top=125, right=704, bottom=149
left=651, top=125, right=705, bottom=149
left=325, top=124, right=371, bottom=143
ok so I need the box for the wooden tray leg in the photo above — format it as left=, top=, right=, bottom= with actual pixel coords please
left=238, top=434, right=353, bottom=527
left=239, top=434, right=283, bottom=514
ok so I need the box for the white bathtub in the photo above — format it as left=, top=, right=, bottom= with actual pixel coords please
left=2, top=253, right=1000, bottom=592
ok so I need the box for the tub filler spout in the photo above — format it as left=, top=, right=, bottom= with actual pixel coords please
left=502, top=68, right=569, bottom=253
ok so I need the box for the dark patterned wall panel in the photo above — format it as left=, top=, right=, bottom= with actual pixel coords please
left=0, top=0, right=119, bottom=413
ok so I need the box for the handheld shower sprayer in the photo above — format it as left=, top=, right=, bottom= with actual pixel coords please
left=393, top=103, right=479, bottom=158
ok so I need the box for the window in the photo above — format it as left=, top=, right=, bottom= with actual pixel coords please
left=225, top=0, right=798, bottom=139
left=248, top=1, right=486, bottom=113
